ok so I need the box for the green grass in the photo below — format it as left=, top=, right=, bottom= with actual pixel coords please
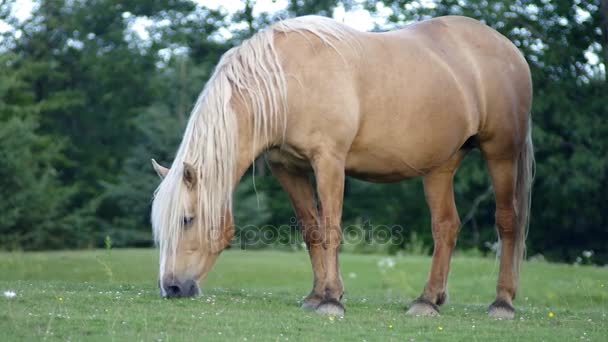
left=0, top=249, right=606, bottom=341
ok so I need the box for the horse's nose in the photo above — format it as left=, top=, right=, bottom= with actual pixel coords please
left=161, top=279, right=199, bottom=298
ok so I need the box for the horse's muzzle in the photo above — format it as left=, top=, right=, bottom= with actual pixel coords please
left=160, top=279, right=200, bottom=298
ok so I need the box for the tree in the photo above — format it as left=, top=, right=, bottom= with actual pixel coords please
left=0, top=53, right=91, bottom=249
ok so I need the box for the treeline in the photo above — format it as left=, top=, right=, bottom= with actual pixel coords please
left=1, top=0, right=607, bottom=264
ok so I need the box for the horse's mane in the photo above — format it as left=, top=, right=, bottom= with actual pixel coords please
left=151, top=16, right=354, bottom=273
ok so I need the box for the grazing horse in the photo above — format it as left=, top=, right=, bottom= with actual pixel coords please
left=151, top=15, right=533, bottom=320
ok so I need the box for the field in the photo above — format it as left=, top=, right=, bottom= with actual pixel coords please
left=0, top=249, right=606, bottom=341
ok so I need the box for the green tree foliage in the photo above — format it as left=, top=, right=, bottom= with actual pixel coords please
left=1, top=0, right=606, bottom=263
left=0, top=53, right=90, bottom=249
left=1, top=0, right=215, bottom=248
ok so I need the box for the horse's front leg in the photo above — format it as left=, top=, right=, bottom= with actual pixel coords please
left=310, top=152, right=346, bottom=316
left=268, top=163, right=327, bottom=310
left=407, top=151, right=464, bottom=316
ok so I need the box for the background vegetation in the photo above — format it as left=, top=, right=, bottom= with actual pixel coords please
left=1, top=0, right=607, bottom=263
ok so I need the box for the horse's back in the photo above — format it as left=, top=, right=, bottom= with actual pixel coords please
left=275, top=16, right=531, bottom=181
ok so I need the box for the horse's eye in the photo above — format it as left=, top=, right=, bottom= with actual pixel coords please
left=182, top=217, right=194, bottom=227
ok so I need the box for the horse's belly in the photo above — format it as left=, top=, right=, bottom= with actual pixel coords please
left=344, top=148, right=432, bottom=183
left=343, top=114, right=469, bottom=183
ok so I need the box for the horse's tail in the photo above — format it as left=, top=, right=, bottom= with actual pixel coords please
left=513, top=117, right=534, bottom=287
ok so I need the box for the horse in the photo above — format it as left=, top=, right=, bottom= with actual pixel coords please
left=150, top=15, right=533, bottom=320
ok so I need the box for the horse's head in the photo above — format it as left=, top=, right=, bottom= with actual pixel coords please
left=150, top=159, right=234, bottom=299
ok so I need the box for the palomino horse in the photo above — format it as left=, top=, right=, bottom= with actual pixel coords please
left=151, top=15, right=533, bottom=319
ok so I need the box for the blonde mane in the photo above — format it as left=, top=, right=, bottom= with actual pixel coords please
left=151, top=16, right=354, bottom=274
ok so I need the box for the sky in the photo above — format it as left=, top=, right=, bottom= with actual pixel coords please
left=7, top=0, right=34, bottom=21
left=0, top=0, right=34, bottom=33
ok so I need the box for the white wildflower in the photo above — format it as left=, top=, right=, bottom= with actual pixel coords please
left=4, top=291, right=16, bottom=299
left=378, top=257, right=396, bottom=269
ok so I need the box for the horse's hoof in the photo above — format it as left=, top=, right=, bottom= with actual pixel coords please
left=488, top=299, right=515, bottom=320
left=301, top=299, right=320, bottom=310
left=301, top=301, right=317, bottom=310
left=315, top=299, right=345, bottom=316
left=301, top=294, right=323, bottom=310
left=406, top=298, right=440, bottom=317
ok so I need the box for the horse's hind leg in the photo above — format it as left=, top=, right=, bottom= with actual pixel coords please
left=407, top=150, right=466, bottom=316
left=268, top=163, right=327, bottom=310
left=484, top=156, right=519, bottom=319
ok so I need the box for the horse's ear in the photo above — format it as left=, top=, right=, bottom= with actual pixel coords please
left=182, top=162, right=197, bottom=189
left=151, top=159, right=169, bottom=179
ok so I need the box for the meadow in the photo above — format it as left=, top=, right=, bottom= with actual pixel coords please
left=0, top=249, right=606, bottom=341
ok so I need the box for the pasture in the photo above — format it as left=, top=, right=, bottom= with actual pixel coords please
left=1, top=249, right=606, bottom=341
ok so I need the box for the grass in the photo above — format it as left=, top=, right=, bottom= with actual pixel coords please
left=0, top=249, right=606, bottom=341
